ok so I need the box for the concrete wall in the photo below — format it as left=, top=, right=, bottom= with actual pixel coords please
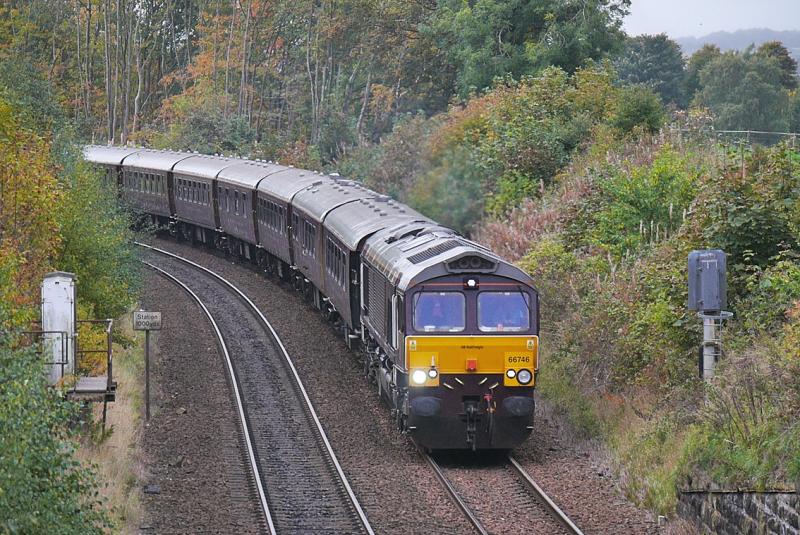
left=679, top=491, right=798, bottom=534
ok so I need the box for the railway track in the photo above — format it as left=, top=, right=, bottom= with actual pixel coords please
left=140, top=243, right=373, bottom=535
left=424, top=451, right=583, bottom=535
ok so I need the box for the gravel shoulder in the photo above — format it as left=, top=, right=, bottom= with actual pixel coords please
left=138, top=269, right=263, bottom=533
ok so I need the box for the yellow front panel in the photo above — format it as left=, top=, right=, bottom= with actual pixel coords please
left=406, top=335, right=538, bottom=387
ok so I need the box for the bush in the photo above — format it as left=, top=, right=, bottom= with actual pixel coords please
left=56, top=160, right=141, bottom=319
left=0, top=340, right=109, bottom=533
left=611, top=85, right=665, bottom=135
left=590, top=145, right=699, bottom=257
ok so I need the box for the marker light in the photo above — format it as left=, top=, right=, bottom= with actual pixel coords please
left=506, top=369, right=516, bottom=379
left=412, top=369, right=428, bottom=385
left=517, top=369, right=532, bottom=385
left=463, top=277, right=479, bottom=289
left=428, top=368, right=439, bottom=379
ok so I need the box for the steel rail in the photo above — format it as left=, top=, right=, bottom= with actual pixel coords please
left=138, top=242, right=374, bottom=535
left=508, top=454, right=584, bottom=535
left=142, top=261, right=276, bottom=535
left=422, top=453, right=489, bottom=535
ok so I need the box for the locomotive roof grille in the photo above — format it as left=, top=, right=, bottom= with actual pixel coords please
left=407, top=240, right=460, bottom=264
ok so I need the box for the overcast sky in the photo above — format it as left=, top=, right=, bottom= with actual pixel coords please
left=624, top=0, right=800, bottom=38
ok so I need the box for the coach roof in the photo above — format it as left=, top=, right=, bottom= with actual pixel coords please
left=173, top=154, right=244, bottom=179
left=325, top=197, right=430, bottom=251
left=292, top=179, right=375, bottom=224
left=83, top=145, right=143, bottom=165
left=122, top=149, right=195, bottom=171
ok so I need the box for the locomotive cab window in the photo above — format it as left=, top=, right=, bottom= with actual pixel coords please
left=478, top=291, right=530, bottom=332
left=413, top=292, right=465, bottom=333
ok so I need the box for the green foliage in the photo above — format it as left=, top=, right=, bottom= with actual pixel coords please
left=0, top=340, right=109, bottom=533
left=55, top=160, right=141, bottom=319
left=409, top=145, right=487, bottom=233
left=590, top=146, right=697, bottom=256
left=615, top=34, right=686, bottom=106
left=154, top=104, right=256, bottom=156
left=790, top=92, right=800, bottom=134
left=756, top=40, right=799, bottom=90
left=387, top=65, right=623, bottom=229
left=684, top=44, right=721, bottom=103
left=611, top=85, right=666, bottom=135
left=427, top=0, right=630, bottom=98
left=682, top=351, right=800, bottom=489
left=740, top=259, right=800, bottom=334
left=701, top=145, right=799, bottom=269
left=336, top=114, right=440, bottom=201
left=697, top=49, right=791, bottom=131
left=617, top=415, right=686, bottom=514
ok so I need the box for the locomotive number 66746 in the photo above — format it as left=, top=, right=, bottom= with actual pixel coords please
left=85, top=145, right=540, bottom=450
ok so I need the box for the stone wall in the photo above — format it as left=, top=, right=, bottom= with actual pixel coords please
left=678, top=491, right=799, bottom=534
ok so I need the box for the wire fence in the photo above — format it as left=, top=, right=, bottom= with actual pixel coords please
left=673, top=127, right=799, bottom=148
left=712, top=129, right=798, bottom=148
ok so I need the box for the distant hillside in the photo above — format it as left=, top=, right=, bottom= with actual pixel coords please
left=676, top=28, right=800, bottom=66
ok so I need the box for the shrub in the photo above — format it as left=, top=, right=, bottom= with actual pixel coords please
left=611, top=85, right=665, bottom=135
left=590, top=145, right=698, bottom=257
left=0, top=340, right=110, bottom=533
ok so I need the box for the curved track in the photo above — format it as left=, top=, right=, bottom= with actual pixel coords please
left=424, top=451, right=584, bottom=535
left=140, top=243, right=373, bottom=535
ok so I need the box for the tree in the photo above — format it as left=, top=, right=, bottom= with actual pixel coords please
left=615, top=34, right=686, bottom=107
left=697, top=49, right=790, bottom=132
left=611, top=85, right=665, bottom=134
left=791, top=93, right=800, bottom=133
left=757, top=40, right=799, bottom=90
left=427, top=0, right=630, bottom=98
left=685, top=44, right=721, bottom=103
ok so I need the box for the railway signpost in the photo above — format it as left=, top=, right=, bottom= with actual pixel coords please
left=134, top=310, right=162, bottom=420
left=688, top=250, right=732, bottom=382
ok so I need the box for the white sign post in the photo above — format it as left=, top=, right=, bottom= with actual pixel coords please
left=134, top=311, right=162, bottom=420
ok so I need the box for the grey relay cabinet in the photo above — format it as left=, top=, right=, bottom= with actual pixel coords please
left=688, top=249, right=727, bottom=313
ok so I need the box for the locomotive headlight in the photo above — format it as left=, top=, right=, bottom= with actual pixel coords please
left=506, top=369, right=516, bottom=379
left=428, top=368, right=438, bottom=379
left=412, top=369, right=428, bottom=385
left=517, top=369, right=532, bottom=385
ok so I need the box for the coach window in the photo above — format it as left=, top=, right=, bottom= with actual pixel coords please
left=413, top=292, right=466, bottom=333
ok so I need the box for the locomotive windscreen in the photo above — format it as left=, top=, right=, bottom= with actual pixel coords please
left=477, top=291, right=530, bottom=332
left=413, top=292, right=465, bottom=332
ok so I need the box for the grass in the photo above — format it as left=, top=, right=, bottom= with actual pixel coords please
left=76, top=308, right=146, bottom=533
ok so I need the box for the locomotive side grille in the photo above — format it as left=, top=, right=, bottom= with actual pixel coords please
left=407, top=240, right=460, bottom=264
left=368, top=266, right=387, bottom=339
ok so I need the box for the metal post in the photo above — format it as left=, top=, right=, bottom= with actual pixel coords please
left=702, top=316, right=716, bottom=381
left=145, top=329, right=150, bottom=421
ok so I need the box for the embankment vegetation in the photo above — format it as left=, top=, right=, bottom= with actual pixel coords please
left=0, top=67, right=140, bottom=531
